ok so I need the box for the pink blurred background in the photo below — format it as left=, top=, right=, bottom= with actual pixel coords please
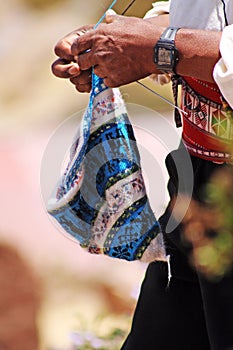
left=0, top=1, right=175, bottom=349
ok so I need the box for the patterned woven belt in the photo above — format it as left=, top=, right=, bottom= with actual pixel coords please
left=180, top=77, right=233, bottom=163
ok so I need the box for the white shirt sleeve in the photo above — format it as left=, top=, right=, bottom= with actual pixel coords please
left=213, top=24, right=233, bottom=109
left=144, top=1, right=170, bottom=19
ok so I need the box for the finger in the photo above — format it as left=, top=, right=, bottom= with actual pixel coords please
left=105, top=9, right=120, bottom=23
left=54, top=33, right=79, bottom=61
left=77, top=50, right=95, bottom=71
left=93, top=65, right=107, bottom=79
left=54, top=25, right=93, bottom=60
left=103, top=77, right=119, bottom=88
left=68, top=62, right=80, bottom=76
left=71, top=30, right=94, bottom=57
left=69, top=69, right=92, bottom=85
left=51, top=59, right=80, bottom=78
left=75, top=82, right=92, bottom=93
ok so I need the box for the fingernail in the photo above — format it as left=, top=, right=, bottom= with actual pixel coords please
left=106, top=9, right=116, bottom=16
left=68, top=64, right=79, bottom=75
left=106, top=9, right=117, bottom=23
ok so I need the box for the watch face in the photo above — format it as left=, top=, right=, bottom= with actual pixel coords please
left=158, top=47, right=172, bottom=66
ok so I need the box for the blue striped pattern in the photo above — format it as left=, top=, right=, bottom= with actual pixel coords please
left=48, top=75, right=161, bottom=261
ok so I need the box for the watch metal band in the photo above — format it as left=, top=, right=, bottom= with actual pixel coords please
left=160, top=27, right=180, bottom=43
left=154, top=26, right=181, bottom=74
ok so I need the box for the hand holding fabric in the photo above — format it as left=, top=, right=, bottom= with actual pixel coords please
left=51, top=25, right=93, bottom=92
left=51, top=11, right=161, bottom=92
left=72, top=10, right=159, bottom=87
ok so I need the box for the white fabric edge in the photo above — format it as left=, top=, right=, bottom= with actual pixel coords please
left=144, top=1, right=170, bottom=19
left=213, top=24, right=233, bottom=108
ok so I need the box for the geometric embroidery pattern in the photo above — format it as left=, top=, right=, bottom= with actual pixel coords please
left=180, top=78, right=233, bottom=163
left=212, top=109, right=230, bottom=138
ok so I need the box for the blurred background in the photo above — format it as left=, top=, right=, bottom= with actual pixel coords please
left=0, top=0, right=175, bottom=349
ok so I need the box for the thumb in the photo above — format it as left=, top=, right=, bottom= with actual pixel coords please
left=105, top=9, right=121, bottom=23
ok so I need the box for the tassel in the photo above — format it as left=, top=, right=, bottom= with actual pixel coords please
left=172, top=74, right=182, bottom=128
left=175, top=108, right=182, bottom=128
left=166, top=254, right=172, bottom=289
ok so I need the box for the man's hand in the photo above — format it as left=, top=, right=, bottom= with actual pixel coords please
left=52, top=11, right=162, bottom=91
left=51, top=25, right=93, bottom=92
left=72, top=10, right=160, bottom=87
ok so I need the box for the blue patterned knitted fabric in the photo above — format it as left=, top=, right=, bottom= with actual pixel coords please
left=48, top=74, right=166, bottom=262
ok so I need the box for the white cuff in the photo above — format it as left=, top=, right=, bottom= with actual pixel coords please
left=144, top=1, right=170, bottom=19
left=213, top=25, right=233, bottom=108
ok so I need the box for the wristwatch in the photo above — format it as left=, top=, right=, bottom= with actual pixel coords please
left=154, top=27, right=181, bottom=74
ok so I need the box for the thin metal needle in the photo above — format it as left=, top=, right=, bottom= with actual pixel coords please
left=136, top=80, right=188, bottom=115
left=94, top=0, right=118, bottom=28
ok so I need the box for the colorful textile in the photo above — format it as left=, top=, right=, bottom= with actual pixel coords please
left=48, top=74, right=166, bottom=262
left=179, top=77, right=233, bottom=163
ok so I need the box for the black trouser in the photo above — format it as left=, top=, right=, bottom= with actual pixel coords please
left=121, top=260, right=233, bottom=350
left=121, top=149, right=233, bottom=350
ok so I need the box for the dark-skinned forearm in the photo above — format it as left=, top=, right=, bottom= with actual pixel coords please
left=145, top=15, right=222, bottom=82
left=175, top=29, right=222, bottom=82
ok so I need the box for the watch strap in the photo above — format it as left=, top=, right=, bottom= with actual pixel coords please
left=160, top=27, right=180, bottom=43
left=154, top=26, right=181, bottom=74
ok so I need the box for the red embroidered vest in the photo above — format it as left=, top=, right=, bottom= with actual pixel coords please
left=178, top=76, right=233, bottom=163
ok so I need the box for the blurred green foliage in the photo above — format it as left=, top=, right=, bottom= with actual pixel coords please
left=71, top=319, right=127, bottom=349
left=184, top=143, right=233, bottom=281
left=202, top=164, right=233, bottom=279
